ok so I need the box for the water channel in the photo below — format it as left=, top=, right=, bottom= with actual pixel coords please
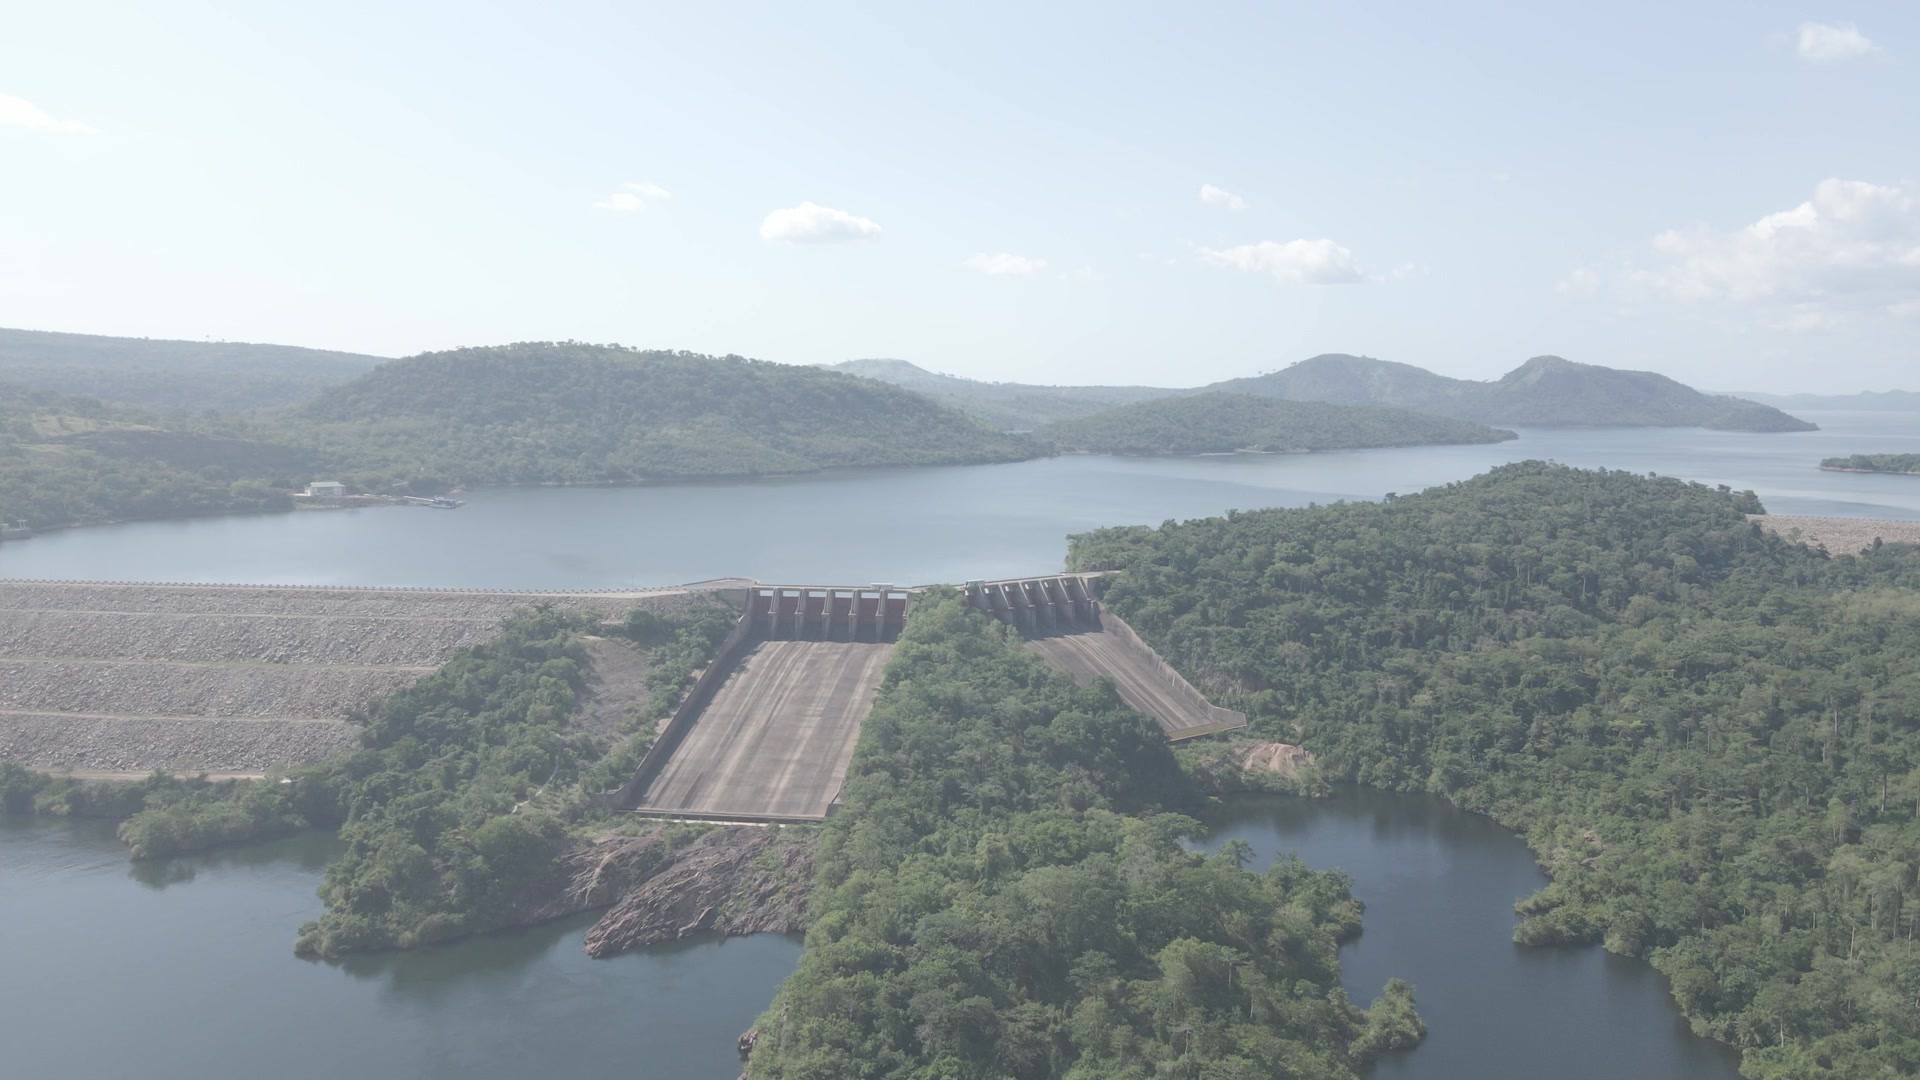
left=4, top=412, right=1920, bottom=1077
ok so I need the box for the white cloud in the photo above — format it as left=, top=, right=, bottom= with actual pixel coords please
left=1891, top=299, right=1920, bottom=320
left=1772, top=311, right=1835, bottom=332
left=1793, top=22, right=1879, bottom=63
left=1634, top=179, right=1920, bottom=321
left=759, top=202, right=883, bottom=243
left=593, top=182, right=671, bottom=211
left=963, top=252, right=1047, bottom=276
left=1201, top=239, right=1366, bottom=285
left=1199, top=184, right=1247, bottom=211
left=1556, top=267, right=1601, bottom=296
left=0, top=93, right=96, bottom=134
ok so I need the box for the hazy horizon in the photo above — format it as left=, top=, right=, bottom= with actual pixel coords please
left=6, top=2, right=1918, bottom=394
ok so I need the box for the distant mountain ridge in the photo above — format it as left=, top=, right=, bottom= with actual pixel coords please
left=1037, top=392, right=1516, bottom=455
left=825, top=358, right=1172, bottom=430
left=0, top=327, right=387, bottom=412
left=1729, top=389, right=1920, bottom=412
left=832, top=354, right=1815, bottom=433
left=1212, top=354, right=1816, bottom=432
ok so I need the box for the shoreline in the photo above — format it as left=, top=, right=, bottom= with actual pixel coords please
left=1748, top=514, right=1920, bottom=553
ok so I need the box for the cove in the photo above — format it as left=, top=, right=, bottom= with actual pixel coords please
left=0, top=818, right=801, bottom=1080
left=1195, top=787, right=1745, bottom=1080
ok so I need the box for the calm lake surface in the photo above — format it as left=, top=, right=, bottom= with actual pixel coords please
left=1196, top=790, right=1744, bottom=1080
left=2, top=412, right=1917, bottom=587
left=5, top=411, right=1919, bottom=1077
left=0, top=817, right=801, bottom=1080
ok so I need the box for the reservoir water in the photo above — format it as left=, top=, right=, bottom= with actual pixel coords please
left=2, top=412, right=1917, bottom=587
left=4, top=411, right=1919, bottom=1077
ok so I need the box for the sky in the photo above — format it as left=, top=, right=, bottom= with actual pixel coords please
left=3, top=1, right=1918, bottom=393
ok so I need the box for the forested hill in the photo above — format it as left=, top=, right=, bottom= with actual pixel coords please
left=1071, top=463, right=1920, bottom=1078
left=289, top=343, right=1035, bottom=487
left=825, top=358, right=1174, bottom=430
left=0, top=327, right=385, bottom=412
left=0, top=383, right=296, bottom=528
left=1037, top=391, right=1514, bottom=454
left=1208, top=354, right=1817, bottom=432
left=1822, top=453, right=1920, bottom=475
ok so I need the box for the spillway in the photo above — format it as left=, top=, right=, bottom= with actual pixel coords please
left=632, top=638, right=891, bottom=821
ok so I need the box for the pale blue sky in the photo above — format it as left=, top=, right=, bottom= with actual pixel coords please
left=4, top=1, right=1917, bottom=391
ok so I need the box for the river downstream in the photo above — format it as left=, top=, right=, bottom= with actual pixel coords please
left=0, top=818, right=800, bottom=1080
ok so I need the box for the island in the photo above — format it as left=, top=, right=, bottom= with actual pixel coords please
left=1821, top=453, right=1920, bottom=475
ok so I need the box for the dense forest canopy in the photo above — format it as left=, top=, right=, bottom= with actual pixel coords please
left=1036, top=392, right=1514, bottom=455
left=283, top=343, right=1035, bottom=488
left=1070, top=463, right=1920, bottom=1079
left=1823, top=454, right=1920, bottom=475
left=0, top=326, right=384, bottom=411
left=1209, top=354, right=1817, bottom=432
left=748, top=591, right=1421, bottom=1080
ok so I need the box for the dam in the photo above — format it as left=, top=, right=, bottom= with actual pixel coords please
left=1, top=575, right=1245, bottom=822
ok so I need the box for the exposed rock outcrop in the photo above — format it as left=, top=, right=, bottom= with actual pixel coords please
left=1233, top=741, right=1315, bottom=780
left=583, top=826, right=813, bottom=957
left=512, top=824, right=815, bottom=958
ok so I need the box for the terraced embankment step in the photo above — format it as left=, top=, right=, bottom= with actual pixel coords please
left=0, top=580, right=697, bottom=775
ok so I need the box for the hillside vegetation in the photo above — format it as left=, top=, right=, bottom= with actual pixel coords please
left=1072, top=463, right=1920, bottom=1079
left=0, top=327, right=384, bottom=412
left=290, top=343, right=1034, bottom=489
left=747, top=591, right=1421, bottom=1080
left=826, top=358, right=1174, bottom=430
left=1822, top=454, right=1920, bottom=475
left=1211, top=354, right=1815, bottom=432
left=1037, top=392, right=1514, bottom=455
left=0, top=383, right=295, bottom=528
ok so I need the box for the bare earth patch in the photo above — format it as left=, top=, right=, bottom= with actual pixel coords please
left=571, top=636, right=657, bottom=743
left=1749, top=515, right=1920, bottom=556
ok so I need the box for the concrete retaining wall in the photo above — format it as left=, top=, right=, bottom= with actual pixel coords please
left=1094, top=609, right=1248, bottom=739
left=598, top=610, right=758, bottom=809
